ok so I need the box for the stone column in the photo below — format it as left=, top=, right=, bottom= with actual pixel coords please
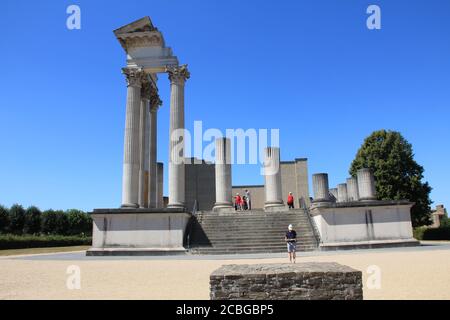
left=329, top=188, right=338, bottom=201
left=357, top=168, right=377, bottom=201
left=337, top=183, right=348, bottom=203
left=138, top=82, right=150, bottom=208
left=346, top=177, right=360, bottom=202
left=312, top=173, right=331, bottom=202
left=264, top=147, right=284, bottom=211
left=166, top=65, right=190, bottom=209
left=121, top=67, right=145, bottom=208
left=156, top=162, right=164, bottom=208
left=148, top=92, right=162, bottom=208
left=213, top=138, right=233, bottom=212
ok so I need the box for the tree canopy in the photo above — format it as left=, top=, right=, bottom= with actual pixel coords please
left=350, top=130, right=432, bottom=227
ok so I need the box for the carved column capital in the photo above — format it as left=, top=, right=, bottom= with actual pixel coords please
left=165, top=64, right=190, bottom=85
left=122, top=67, right=146, bottom=87
left=150, top=91, right=162, bottom=113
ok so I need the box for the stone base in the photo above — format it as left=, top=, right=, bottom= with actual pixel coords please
left=264, top=201, right=287, bottom=212
left=213, top=203, right=234, bottom=213
left=320, top=238, right=420, bottom=251
left=87, top=208, right=191, bottom=256
left=86, top=247, right=187, bottom=256
left=210, top=263, right=363, bottom=300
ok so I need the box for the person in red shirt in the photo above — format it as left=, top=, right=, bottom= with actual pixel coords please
left=287, top=192, right=294, bottom=209
left=235, top=193, right=242, bottom=211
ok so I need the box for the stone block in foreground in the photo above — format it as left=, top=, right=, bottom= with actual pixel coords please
left=210, top=262, right=363, bottom=300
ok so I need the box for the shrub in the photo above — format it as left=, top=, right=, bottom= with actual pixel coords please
left=0, top=234, right=91, bottom=250
left=24, top=206, right=42, bottom=235
left=8, top=204, right=26, bottom=234
left=413, top=226, right=427, bottom=240
left=422, top=227, right=450, bottom=240
left=0, top=205, right=9, bottom=234
left=55, top=210, right=70, bottom=235
left=66, top=209, right=92, bottom=236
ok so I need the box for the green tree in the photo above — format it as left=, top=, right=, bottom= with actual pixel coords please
left=9, top=204, right=26, bottom=234
left=41, top=210, right=58, bottom=234
left=54, top=210, right=69, bottom=235
left=0, top=205, right=10, bottom=233
left=350, top=130, right=432, bottom=227
left=66, top=209, right=91, bottom=236
left=24, top=206, right=42, bottom=234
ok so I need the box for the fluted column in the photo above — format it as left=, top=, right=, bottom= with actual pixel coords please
left=166, top=65, right=190, bottom=209
left=121, top=67, right=145, bottom=208
left=357, top=168, right=377, bottom=201
left=264, top=147, right=284, bottom=210
left=138, top=82, right=150, bottom=208
left=156, top=162, right=164, bottom=208
left=148, top=91, right=162, bottom=208
left=312, top=173, right=331, bottom=202
left=213, top=138, right=233, bottom=212
left=347, top=177, right=360, bottom=202
left=337, top=183, right=348, bottom=203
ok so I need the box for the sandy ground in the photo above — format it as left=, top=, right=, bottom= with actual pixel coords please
left=0, top=248, right=449, bottom=300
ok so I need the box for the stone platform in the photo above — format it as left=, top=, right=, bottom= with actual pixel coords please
left=86, top=208, right=191, bottom=256
left=210, top=263, right=363, bottom=300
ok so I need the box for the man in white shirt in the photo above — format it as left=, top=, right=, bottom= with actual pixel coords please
left=245, top=189, right=251, bottom=210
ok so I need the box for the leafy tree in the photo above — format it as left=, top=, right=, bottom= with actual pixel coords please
left=66, top=209, right=92, bottom=236
left=24, top=206, right=42, bottom=234
left=8, top=204, right=26, bottom=234
left=0, top=205, right=10, bottom=233
left=41, top=210, right=59, bottom=235
left=54, top=210, right=69, bottom=235
left=350, top=130, right=432, bottom=227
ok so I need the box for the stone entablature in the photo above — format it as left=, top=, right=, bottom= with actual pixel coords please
left=210, top=263, right=363, bottom=300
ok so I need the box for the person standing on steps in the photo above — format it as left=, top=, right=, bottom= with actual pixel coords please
left=235, top=193, right=242, bottom=211
left=285, top=224, right=297, bottom=263
left=287, top=192, right=295, bottom=209
left=245, top=189, right=252, bottom=210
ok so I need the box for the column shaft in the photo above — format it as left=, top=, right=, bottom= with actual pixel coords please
left=213, top=138, right=233, bottom=211
left=312, top=173, right=331, bottom=202
left=337, top=183, right=348, bottom=203
left=156, top=162, right=164, bottom=208
left=121, top=68, right=145, bottom=208
left=148, top=107, right=158, bottom=208
left=264, top=147, right=284, bottom=210
left=166, top=65, right=190, bottom=209
left=138, top=97, right=149, bottom=208
left=357, top=168, right=377, bottom=201
left=346, top=177, right=360, bottom=202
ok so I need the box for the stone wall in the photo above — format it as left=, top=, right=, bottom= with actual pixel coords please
left=210, top=263, right=362, bottom=300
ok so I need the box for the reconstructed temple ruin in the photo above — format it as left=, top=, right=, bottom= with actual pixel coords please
left=87, top=16, right=419, bottom=255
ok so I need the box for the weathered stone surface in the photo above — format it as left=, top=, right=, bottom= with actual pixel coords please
left=210, top=263, right=363, bottom=300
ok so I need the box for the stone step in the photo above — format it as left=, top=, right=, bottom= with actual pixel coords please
left=190, top=246, right=317, bottom=254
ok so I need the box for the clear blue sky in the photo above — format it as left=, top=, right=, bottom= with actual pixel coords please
left=1, top=0, right=449, bottom=211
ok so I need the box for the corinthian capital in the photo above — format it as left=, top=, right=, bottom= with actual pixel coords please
left=165, top=64, right=190, bottom=84
left=141, top=81, right=152, bottom=100
left=150, top=91, right=163, bottom=112
left=122, top=67, right=146, bottom=87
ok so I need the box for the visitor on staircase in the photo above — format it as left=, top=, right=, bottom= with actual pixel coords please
left=285, top=224, right=297, bottom=263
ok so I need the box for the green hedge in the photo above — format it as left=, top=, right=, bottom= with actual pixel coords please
left=0, top=234, right=92, bottom=250
left=413, top=226, right=427, bottom=240
left=422, top=227, right=450, bottom=240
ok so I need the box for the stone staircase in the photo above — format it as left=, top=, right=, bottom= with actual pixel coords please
left=187, top=209, right=319, bottom=255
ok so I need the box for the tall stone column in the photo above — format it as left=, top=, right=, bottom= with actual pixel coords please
left=264, top=147, right=284, bottom=211
left=156, top=162, right=164, bottom=208
left=148, top=91, right=162, bottom=208
left=213, top=138, right=233, bottom=212
left=121, top=67, right=145, bottom=208
left=138, top=82, right=150, bottom=208
left=312, top=173, right=331, bottom=202
left=337, top=183, right=348, bottom=203
left=347, top=177, right=360, bottom=202
left=357, top=168, right=377, bottom=201
left=166, top=65, right=190, bottom=209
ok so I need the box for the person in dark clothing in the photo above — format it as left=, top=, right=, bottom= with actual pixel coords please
left=285, top=224, right=297, bottom=263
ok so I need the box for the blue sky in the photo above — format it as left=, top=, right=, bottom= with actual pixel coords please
left=1, top=0, right=449, bottom=211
